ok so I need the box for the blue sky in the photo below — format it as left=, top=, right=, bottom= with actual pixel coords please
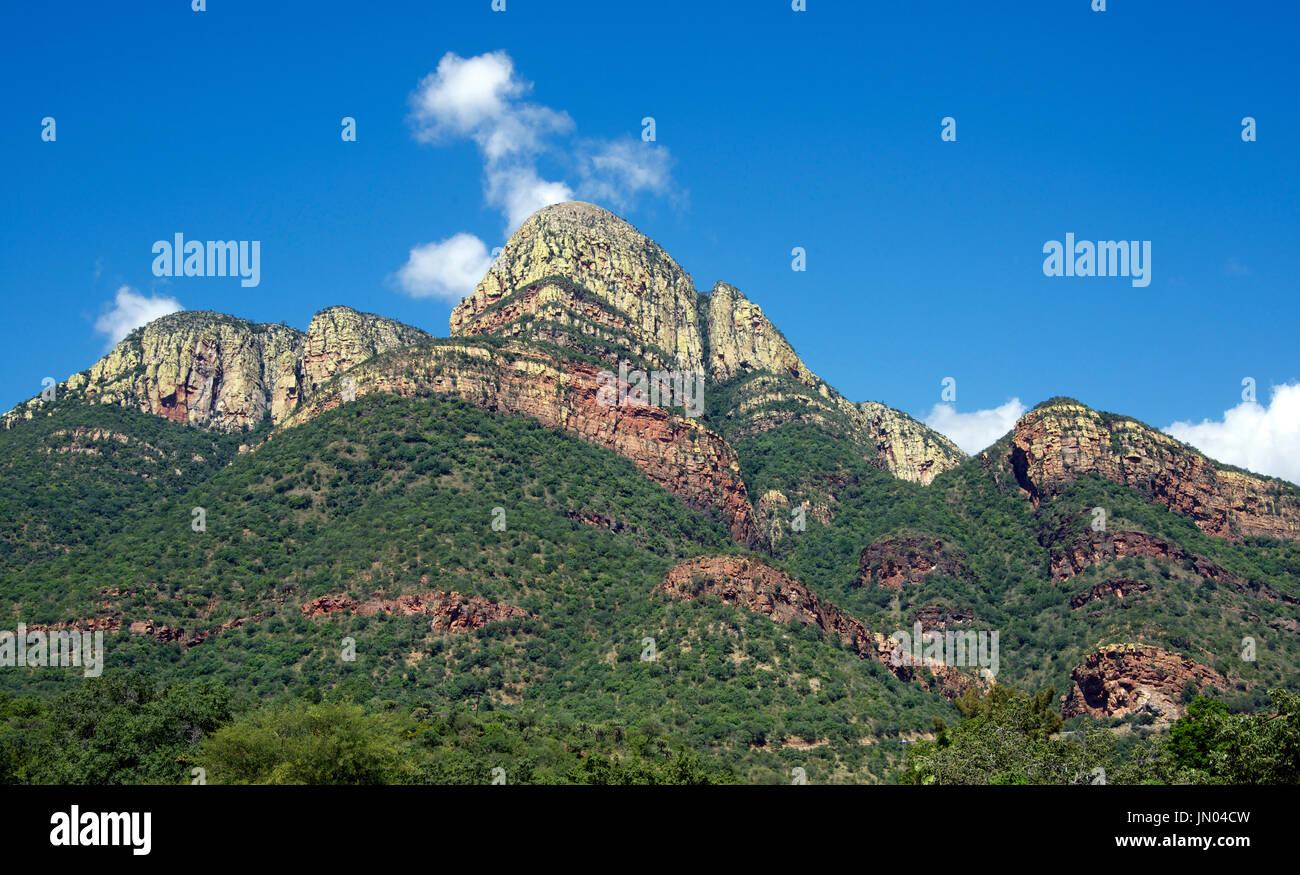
left=2, top=1, right=1297, bottom=477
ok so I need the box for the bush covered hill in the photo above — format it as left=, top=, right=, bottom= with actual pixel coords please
left=2, top=202, right=1296, bottom=784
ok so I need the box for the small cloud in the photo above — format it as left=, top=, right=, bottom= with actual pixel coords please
left=1223, top=257, right=1252, bottom=277
left=1165, top=382, right=1300, bottom=485
left=576, top=138, right=675, bottom=210
left=94, top=286, right=183, bottom=350
left=924, top=398, right=1027, bottom=455
left=486, top=165, right=574, bottom=232
left=393, top=233, right=495, bottom=301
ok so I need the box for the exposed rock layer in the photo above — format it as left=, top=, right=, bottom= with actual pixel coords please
left=5, top=307, right=429, bottom=433
left=1010, top=401, right=1300, bottom=541
left=858, top=535, right=969, bottom=589
left=661, top=555, right=978, bottom=697
left=1061, top=643, right=1227, bottom=721
left=280, top=340, right=760, bottom=547
left=301, top=591, right=527, bottom=633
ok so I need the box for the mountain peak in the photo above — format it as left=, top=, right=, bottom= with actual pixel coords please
left=450, top=202, right=704, bottom=370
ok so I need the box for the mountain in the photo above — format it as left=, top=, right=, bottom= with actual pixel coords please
left=1, top=202, right=1297, bottom=785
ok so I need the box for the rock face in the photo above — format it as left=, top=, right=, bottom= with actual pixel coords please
left=704, top=282, right=965, bottom=485
left=449, top=202, right=965, bottom=486
left=1069, top=578, right=1151, bottom=609
left=4, top=307, right=430, bottom=433
left=301, top=591, right=527, bottom=633
left=858, top=535, right=968, bottom=589
left=707, top=282, right=817, bottom=385
left=661, top=555, right=979, bottom=697
left=1009, top=400, right=1300, bottom=541
left=280, top=339, right=760, bottom=547
left=1048, top=526, right=1223, bottom=584
left=1043, top=523, right=1294, bottom=604
left=447, top=276, right=674, bottom=371
left=857, top=402, right=966, bottom=485
left=451, top=202, right=704, bottom=371
left=301, top=306, right=431, bottom=395
left=1061, top=644, right=1227, bottom=721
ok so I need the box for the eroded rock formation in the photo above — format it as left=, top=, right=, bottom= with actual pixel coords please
left=301, top=591, right=527, bottom=633
left=1061, top=643, right=1227, bottom=721
left=1010, top=400, right=1300, bottom=541
left=4, top=307, right=429, bottom=433
left=858, top=535, right=969, bottom=589
left=661, top=555, right=979, bottom=697
left=451, top=202, right=704, bottom=370
left=280, top=339, right=759, bottom=546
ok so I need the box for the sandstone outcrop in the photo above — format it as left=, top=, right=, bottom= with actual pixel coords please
left=707, top=282, right=817, bottom=385
left=1009, top=400, right=1300, bottom=541
left=451, top=202, right=704, bottom=371
left=661, top=555, right=980, bottom=697
left=1061, top=643, right=1227, bottom=720
left=1068, top=578, right=1151, bottom=609
left=1042, top=521, right=1295, bottom=604
left=4, top=307, right=430, bottom=433
left=301, top=591, right=527, bottom=633
left=858, top=535, right=969, bottom=589
left=279, top=339, right=759, bottom=546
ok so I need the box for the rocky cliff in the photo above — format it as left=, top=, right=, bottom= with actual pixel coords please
left=450, top=202, right=704, bottom=371
left=858, top=535, right=969, bottom=589
left=707, top=282, right=819, bottom=385
left=1009, top=399, right=1300, bottom=541
left=449, top=202, right=966, bottom=486
left=3, top=307, right=429, bottom=433
left=279, top=339, right=760, bottom=547
left=1061, top=643, right=1227, bottom=720
left=302, top=591, right=527, bottom=633
left=661, top=555, right=979, bottom=697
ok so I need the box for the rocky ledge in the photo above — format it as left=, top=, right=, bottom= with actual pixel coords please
left=1060, top=643, right=1227, bottom=721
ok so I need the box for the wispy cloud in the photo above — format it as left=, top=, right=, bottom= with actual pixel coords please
left=394, top=50, right=678, bottom=302
left=1223, top=256, right=1252, bottom=277
left=925, top=398, right=1027, bottom=455
left=93, top=286, right=183, bottom=350
left=1166, top=382, right=1300, bottom=485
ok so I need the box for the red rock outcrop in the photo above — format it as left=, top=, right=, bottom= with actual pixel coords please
left=301, top=591, right=527, bottom=633
left=1009, top=401, right=1300, bottom=541
left=280, top=340, right=759, bottom=547
left=1061, top=643, right=1227, bottom=720
left=661, top=555, right=980, bottom=697
left=909, top=604, right=976, bottom=628
left=1069, top=578, right=1151, bottom=609
left=1044, top=523, right=1295, bottom=604
left=858, top=536, right=968, bottom=589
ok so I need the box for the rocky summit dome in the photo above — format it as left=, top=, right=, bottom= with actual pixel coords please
left=450, top=201, right=706, bottom=371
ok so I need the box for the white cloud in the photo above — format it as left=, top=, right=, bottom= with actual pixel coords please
left=924, top=398, right=1028, bottom=455
left=398, top=52, right=680, bottom=292
left=409, top=51, right=572, bottom=160
left=393, top=233, right=496, bottom=302
left=1165, top=383, right=1300, bottom=485
left=409, top=50, right=574, bottom=237
left=577, top=138, right=674, bottom=210
left=487, top=165, right=575, bottom=231
left=94, top=286, right=183, bottom=349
